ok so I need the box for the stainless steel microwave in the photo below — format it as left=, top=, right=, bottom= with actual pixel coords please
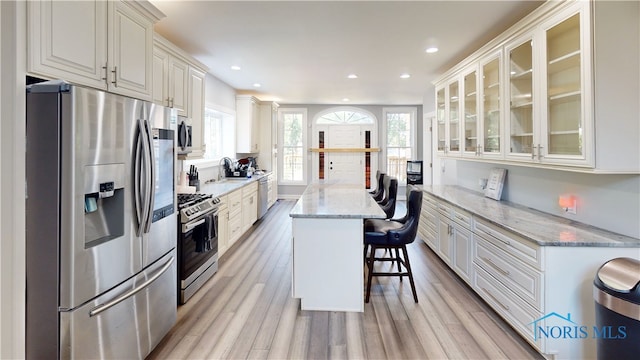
left=177, top=118, right=192, bottom=155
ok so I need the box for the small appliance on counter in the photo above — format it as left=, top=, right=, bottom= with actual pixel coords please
left=223, top=157, right=256, bottom=178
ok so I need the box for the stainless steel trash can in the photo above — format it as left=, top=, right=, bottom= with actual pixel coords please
left=593, top=257, right=640, bottom=360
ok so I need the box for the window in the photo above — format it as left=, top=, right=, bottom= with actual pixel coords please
left=278, top=108, right=307, bottom=184
left=203, top=106, right=234, bottom=161
left=384, top=107, right=417, bottom=185
left=317, top=110, right=374, bottom=125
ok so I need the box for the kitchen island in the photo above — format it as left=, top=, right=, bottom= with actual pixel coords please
left=289, top=183, right=386, bottom=312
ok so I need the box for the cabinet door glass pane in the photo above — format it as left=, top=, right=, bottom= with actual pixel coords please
left=448, top=81, right=460, bottom=152
left=464, top=71, right=478, bottom=153
left=483, top=58, right=500, bottom=153
left=547, top=14, right=582, bottom=156
left=509, top=40, right=534, bottom=155
left=436, top=88, right=446, bottom=152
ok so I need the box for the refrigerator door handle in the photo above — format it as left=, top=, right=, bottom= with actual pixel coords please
left=143, top=119, right=155, bottom=233
left=89, top=256, right=174, bottom=317
left=134, top=119, right=146, bottom=236
left=139, top=119, right=152, bottom=234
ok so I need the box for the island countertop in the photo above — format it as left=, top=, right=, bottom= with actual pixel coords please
left=289, top=183, right=386, bottom=219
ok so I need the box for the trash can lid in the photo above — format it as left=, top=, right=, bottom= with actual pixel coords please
left=597, top=257, right=640, bottom=292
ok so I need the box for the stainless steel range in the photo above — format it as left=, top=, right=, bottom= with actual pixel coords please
left=177, top=193, right=221, bottom=304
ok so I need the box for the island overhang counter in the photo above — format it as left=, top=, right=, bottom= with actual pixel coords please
left=289, top=183, right=386, bottom=312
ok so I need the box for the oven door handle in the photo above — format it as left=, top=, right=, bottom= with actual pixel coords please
left=183, top=218, right=206, bottom=233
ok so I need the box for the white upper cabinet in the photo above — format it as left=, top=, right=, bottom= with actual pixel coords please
left=188, top=67, right=206, bottom=158
left=28, top=0, right=161, bottom=100
left=447, top=80, right=461, bottom=154
left=505, top=34, right=535, bottom=161
left=152, top=34, right=208, bottom=159
left=538, top=8, right=591, bottom=167
left=433, top=0, right=639, bottom=173
left=236, top=95, right=261, bottom=153
left=461, top=65, right=479, bottom=157
left=505, top=6, right=591, bottom=167
left=152, top=37, right=190, bottom=117
left=435, top=77, right=462, bottom=156
left=435, top=87, right=446, bottom=154
left=479, top=52, right=503, bottom=158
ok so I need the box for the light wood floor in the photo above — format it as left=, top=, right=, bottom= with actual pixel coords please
left=148, top=200, right=543, bottom=360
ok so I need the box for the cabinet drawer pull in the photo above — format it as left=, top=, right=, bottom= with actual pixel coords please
left=455, top=214, right=467, bottom=222
left=482, top=287, right=510, bottom=311
left=482, top=257, right=510, bottom=277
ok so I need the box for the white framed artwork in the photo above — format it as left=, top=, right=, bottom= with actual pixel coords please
left=484, top=168, right=507, bottom=200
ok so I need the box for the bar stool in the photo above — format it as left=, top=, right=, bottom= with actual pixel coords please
left=369, top=171, right=385, bottom=202
left=363, top=188, right=422, bottom=303
left=377, top=175, right=397, bottom=219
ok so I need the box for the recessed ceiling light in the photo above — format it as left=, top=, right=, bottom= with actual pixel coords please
left=342, top=98, right=350, bottom=102
left=400, top=73, right=411, bottom=79
left=425, top=47, right=439, bottom=54
left=347, top=74, right=358, bottom=79
left=253, top=83, right=261, bottom=88
left=231, top=65, right=241, bottom=70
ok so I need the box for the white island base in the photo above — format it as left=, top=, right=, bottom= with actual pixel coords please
left=292, top=218, right=365, bottom=312
left=289, top=183, right=386, bottom=312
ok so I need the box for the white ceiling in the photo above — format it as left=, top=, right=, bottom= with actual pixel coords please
left=151, top=0, right=543, bottom=105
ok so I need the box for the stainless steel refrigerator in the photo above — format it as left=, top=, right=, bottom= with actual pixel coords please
left=26, top=81, right=177, bottom=359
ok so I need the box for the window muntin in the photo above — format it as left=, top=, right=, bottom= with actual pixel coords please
left=317, top=110, right=374, bottom=125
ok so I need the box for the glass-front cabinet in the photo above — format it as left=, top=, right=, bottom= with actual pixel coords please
left=480, top=53, right=502, bottom=157
left=448, top=80, right=460, bottom=153
left=435, top=79, right=461, bottom=156
left=506, top=36, right=534, bottom=159
left=462, top=67, right=479, bottom=157
left=436, top=87, right=446, bottom=153
left=504, top=6, right=590, bottom=167
left=433, top=1, right=639, bottom=173
left=541, top=11, right=589, bottom=165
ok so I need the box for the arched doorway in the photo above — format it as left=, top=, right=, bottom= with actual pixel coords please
left=311, top=108, right=378, bottom=188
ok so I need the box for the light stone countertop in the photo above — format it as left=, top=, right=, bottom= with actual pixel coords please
left=419, top=185, right=640, bottom=248
left=197, top=172, right=270, bottom=198
left=289, top=183, right=387, bottom=219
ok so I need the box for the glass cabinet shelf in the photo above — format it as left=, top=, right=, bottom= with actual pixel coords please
left=549, top=90, right=580, bottom=101
left=548, top=50, right=580, bottom=71
left=511, top=69, right=532, bottom=79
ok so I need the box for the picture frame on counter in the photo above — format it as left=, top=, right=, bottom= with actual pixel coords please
left=484, top=168, right=507, bottom=201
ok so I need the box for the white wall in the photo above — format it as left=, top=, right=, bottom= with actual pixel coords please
left=205, top=73, right=236, bottom=112
left=0, top=1, right=26, bottom=358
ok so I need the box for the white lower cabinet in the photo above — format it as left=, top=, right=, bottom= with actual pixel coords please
left=452, top=225, right=472, bottom=284
left=418, top=193, right=438, bottom=250
left=217, top=196, right=229, bottom=257
left=227, top=189, right=243, bottom=246
left=221, top=182, right=259, bottom=253
left=242, top=182, right=258, bottom=232
left=421, top=188, right=638, bottom=359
